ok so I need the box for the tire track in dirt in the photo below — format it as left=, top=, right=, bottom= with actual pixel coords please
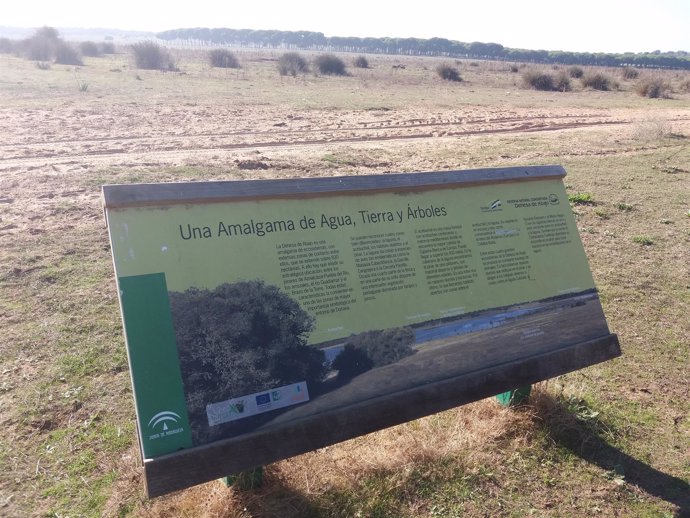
left=0, top=117, right=627, bottom=170
left=0, top=113, right=618, bottom=148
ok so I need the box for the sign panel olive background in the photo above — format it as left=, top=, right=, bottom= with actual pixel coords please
left=109, top=179, right=594, bottom=347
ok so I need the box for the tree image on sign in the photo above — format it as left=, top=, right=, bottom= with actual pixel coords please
left=331, top=344, right=374, bottom=379
left=169, top=280, right=326, bottom=444
left=331, top=327, right=416, bottom=380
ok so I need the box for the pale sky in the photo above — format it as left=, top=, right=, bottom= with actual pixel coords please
left=3, top=0, right=689, bottom=53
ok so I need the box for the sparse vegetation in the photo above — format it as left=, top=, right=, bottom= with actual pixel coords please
left=79, top=41, right=102, bottom=57
left=509, top=64, right=519, bottom=73
left=22, top=26, right=61, bottom=61
left=436, top=63, right=462, bottom=82
left=568, top=192, right=594, bottom=205
left=314, top=53, right=347, bottom=76
left=636, top=78, right=670, bottom=99
left=581, top=72, right=613, bottom=91
left=131, top=41, right=175, bottom=71
left=54, top=42, right=83, bottom=66
left=354, top=55, right=369, bottom=68
left=100, top=41, right=115, bottom=54
left=554, top=71, right=571, bottom=91
left=35, top=61, right=51, bottom=70
left=277, top=52, right=309, bottom=76
left=521, top=70, right=555, bottom=91
left=616, top=202, right=634, bottom=211
left=0, top=37, right=13, bottom=54
left=568, top=66, right=584, bottom=78
left=632, top=235, right=653, bottom=246
left=623, top=67, right=639, bottom=80
left=208, top=48, right=240, bottom=68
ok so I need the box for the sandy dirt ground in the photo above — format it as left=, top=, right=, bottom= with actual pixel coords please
left=0, top=49, right=688, bottom=517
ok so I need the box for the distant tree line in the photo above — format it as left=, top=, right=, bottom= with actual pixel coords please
left=156, top=28, right=690, bottom=70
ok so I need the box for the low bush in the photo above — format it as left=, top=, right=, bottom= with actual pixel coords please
left=101, top=41, right=116, bottom=54
left=79, top=41, right=101, bottom=57
left=567, top=66, right=584, bottom=78
left=568, top=192, right=594, bottom=205
left=131, top=41, right=175, bottom=71
left=278, top=52, right=309, bottom=76
left=314, top=54, right=347, bottom=76
left=19, top=26, right=65, bottom=61
left=622, top=67, right=639, bottom=80
left=521, top=70, right=555, bottom=91
left=0, top=37, right=13, bottom=54
left=54, top=42, right=83, bottom=65
left=632, top=235, right=653, bottom=246
left=436, top=63, right=462, bottom=82
left=554, top=71, right=571, bottom=91
left=209, top=49, right=240, bottom=68
left=581, top=73, right=612, bottom=90
left=509, top=64, right=519, bottom=73
left=635, top=78, right=670, bottom=98
left=353, top=55, right=369, bottom=68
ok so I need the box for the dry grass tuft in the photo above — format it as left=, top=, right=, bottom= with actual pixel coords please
left=136, top=397, right=541, bottom=517
left=632, top=116, right=674, bottom=141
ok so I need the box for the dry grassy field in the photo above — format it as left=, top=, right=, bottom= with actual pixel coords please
left=0, top=47, right=689, bottom=517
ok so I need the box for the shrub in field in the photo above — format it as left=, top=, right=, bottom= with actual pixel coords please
left=278, top=52, right=309, bottom=76
left=567, top=66, right=584, bottom=78
left=314, top=54, right=347, bottom=76
left=35, top=61, right=51, bottom=70
left=635, top=78, right=670, bottom=98
left=209, top=48, right=240, bottom=68
left=353, top=55, right=369, bottom=68
left=554, top=71, right=571, bottom=91
left=509, top=64, right=519, bottom=73
left=581, top=73, right=612, bottom=90
left=568, top=192, right=594, bottom=205
left=23, top=26, right=60, bottom=61
left=632, top=235, right=653, bottom=246
left=436, top=63, right=462, bottom=82
left=521, top=70, right=555, bottom=91
left=131, top=41, right=174, bottom=70
left=79, top=41, right=101, bottom=57
left=0, top=37, right=13, bottom=54
left=680, top=79, right=690, bottom=93
left=54, top=42, right=83, bottom=65
left=100, top=41, right=116, bottom=54
left=623, top=67, right=639, bottom=79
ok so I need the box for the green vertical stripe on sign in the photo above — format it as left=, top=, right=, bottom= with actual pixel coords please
left=119, top=273, right=193, bottom=458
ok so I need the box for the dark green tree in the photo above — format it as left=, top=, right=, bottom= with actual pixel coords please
left=331, top=344, right=374, bottom=379
left=169, top=280, right=326, bottom=443
left=346, top=327, right=415, bottom=367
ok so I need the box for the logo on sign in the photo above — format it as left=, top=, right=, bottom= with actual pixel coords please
left=229, top=400, right=245, bottom=414
left=147, top=410, right=184, bottom=440
left=256, top=393, right=271, bottom=408
left=481, top=199, right=502, bottom=212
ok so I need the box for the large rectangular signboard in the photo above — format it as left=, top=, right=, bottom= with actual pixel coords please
left=103, top=166, right=620, bottom=496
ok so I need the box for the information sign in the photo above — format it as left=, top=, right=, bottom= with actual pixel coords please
left=103, top=166, right=620, bottom=496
